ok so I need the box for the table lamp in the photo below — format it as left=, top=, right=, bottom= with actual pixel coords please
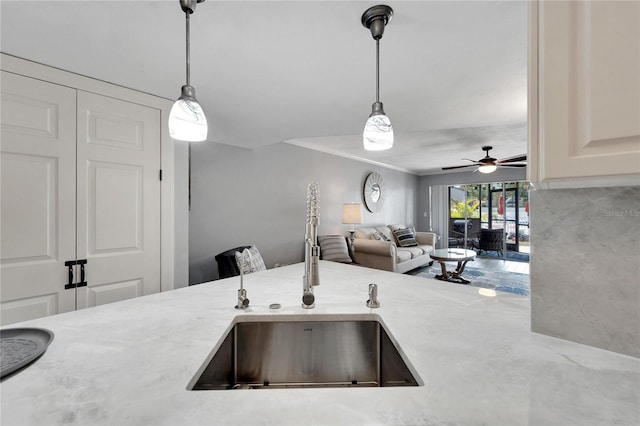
left=342, top=203, right=363, bottom=248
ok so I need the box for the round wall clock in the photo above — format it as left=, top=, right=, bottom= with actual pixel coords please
left=363, top=172, right=384, bottom=213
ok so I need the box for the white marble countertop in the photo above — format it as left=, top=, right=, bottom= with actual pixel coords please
left=1, top=261, right=638, bottom=426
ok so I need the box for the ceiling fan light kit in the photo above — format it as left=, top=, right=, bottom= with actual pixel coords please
left=168, top=0, right=208, bottom=142
left=362, top=5, right=394, bottom=151
left=478, top=164, right=498, bottom=174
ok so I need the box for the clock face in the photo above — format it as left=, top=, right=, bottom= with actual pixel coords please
left=363, top=172, right=384, bottom=213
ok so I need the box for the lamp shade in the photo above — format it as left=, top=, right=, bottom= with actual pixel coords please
left=169, top=99, right=208, bottom=142
left=168, top=87, right=208, bottom=142
left=363, top=114, right=393, bottom=151
left=342, top=203, right=363, bottom=225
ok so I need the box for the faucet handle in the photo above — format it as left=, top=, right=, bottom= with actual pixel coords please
left=302, top=291, right=315, bottom=308
left=235, top=288, right=249, bottom=309
left=366, top=283, right=380, bottom=308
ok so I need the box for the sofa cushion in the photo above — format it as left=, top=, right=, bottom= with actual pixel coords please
left=393, top=228, right=418, bottom=247
left=318, top=235, right=352, bottom=263
left=417, top=244, right=434, bottom=254
left=396, top=250, right=412, bottom=263
left=398, top=246, right=424, bottom=259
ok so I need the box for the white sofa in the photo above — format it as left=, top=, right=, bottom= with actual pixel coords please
left=352, top=225, right=437, bottom=273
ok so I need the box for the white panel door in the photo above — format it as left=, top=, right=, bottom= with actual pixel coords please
left=0, top=72, right=77, bottom=324
left=75, top=91, right=161, bottom=308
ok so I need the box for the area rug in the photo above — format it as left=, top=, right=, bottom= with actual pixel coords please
left=477, top=250, right=530, bottom=262
left=408, top=264, right=530, bottom=296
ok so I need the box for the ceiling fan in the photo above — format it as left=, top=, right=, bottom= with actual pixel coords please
left=441, top=146, right=527, bottom=174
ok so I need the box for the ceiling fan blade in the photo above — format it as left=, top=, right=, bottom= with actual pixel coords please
left=441, top=164, right=476, bottom=171
left=498, top=154, right=527, bottom=164
left=499, top=164, right=527, bottom=168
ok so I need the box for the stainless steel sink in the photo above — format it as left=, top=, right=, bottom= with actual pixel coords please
left=188, top=314, right=422, bottom=390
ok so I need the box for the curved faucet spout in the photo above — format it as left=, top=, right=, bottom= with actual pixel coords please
left=236, top=248, right=252, bottom=309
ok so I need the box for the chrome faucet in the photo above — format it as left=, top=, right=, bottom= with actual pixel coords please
left=366, top=283, right=380, bottom=308
left=235, top=248, right=252, bottom=309
left=302, top=182, right=320, bottom=309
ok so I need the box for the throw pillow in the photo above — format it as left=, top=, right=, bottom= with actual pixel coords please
left=235, top=246, right=267, bottom=274
left=318, top=235, right=352, bottom=263
left=390, top=224, right=416, bottom=234
left=370, top=231, right=383, bottom=240
left=375, top=226, right=394, bottom=242
left=393, top=228, right=418, bottom=247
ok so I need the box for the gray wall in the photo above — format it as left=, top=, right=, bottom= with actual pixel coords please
left=530, top=186, right=640, bottom=358
left=189, top=142, right=419, bottom=284
left=174, top=141, right=190, bottom=288
left=416, top=168, right=527, bottom=232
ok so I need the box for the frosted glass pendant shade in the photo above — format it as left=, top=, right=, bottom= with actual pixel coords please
left=363, top=114, right=393, bottom=151
left=168, top=85, right=208, bottom=142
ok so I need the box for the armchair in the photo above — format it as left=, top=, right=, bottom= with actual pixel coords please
left=448, top=219, right=474, bottom=248
left=475, top=228, right=504, bottom=256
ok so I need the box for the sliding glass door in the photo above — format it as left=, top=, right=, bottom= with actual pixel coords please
left=448, top=185, right=480, bottom=250
left=509, top=182, right=529, bottom=253
left=448, top=181, right=530, bottom=256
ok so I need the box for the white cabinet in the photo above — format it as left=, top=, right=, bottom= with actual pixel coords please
left=1, top=58, right=173, bottom=325
left=528, top=0, right=640, bottom=188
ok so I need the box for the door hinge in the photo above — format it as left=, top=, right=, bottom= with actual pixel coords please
left=159, top=169, right=163, bottom=181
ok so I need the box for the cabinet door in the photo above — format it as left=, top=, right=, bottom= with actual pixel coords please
left=531, top=1, right=640, bottom=187
left=0, top=72, right=77, bottom=324
left=75, top=91, right=161, bottom=308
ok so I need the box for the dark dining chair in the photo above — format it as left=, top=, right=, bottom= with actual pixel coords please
left=215, top=246, right=252, bottom=279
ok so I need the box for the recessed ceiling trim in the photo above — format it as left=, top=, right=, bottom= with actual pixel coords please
left=285, top=139, right=417, bottom=175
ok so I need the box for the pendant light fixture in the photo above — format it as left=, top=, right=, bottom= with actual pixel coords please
left=361, top=5, right=394, bottom=151
left=168, top=0, right=208, bottom=142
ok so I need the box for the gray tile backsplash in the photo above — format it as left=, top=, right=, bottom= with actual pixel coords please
left=530, top=186, right=640, bottom=358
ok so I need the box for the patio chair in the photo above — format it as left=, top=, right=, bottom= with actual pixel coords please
left=475, top=229, right=504, bottom=256
left=448, top=219, right=474, bottom=248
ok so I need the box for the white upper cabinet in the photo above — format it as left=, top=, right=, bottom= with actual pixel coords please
left=529, top=0, right=640, bottom=188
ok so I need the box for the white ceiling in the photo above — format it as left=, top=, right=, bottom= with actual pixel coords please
left=0, top=0, right=528, bottom=175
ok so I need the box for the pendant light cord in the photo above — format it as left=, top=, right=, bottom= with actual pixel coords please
left=185, top=11, right=191, bottom=86
left=375, top=39, right=380, bottom=103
